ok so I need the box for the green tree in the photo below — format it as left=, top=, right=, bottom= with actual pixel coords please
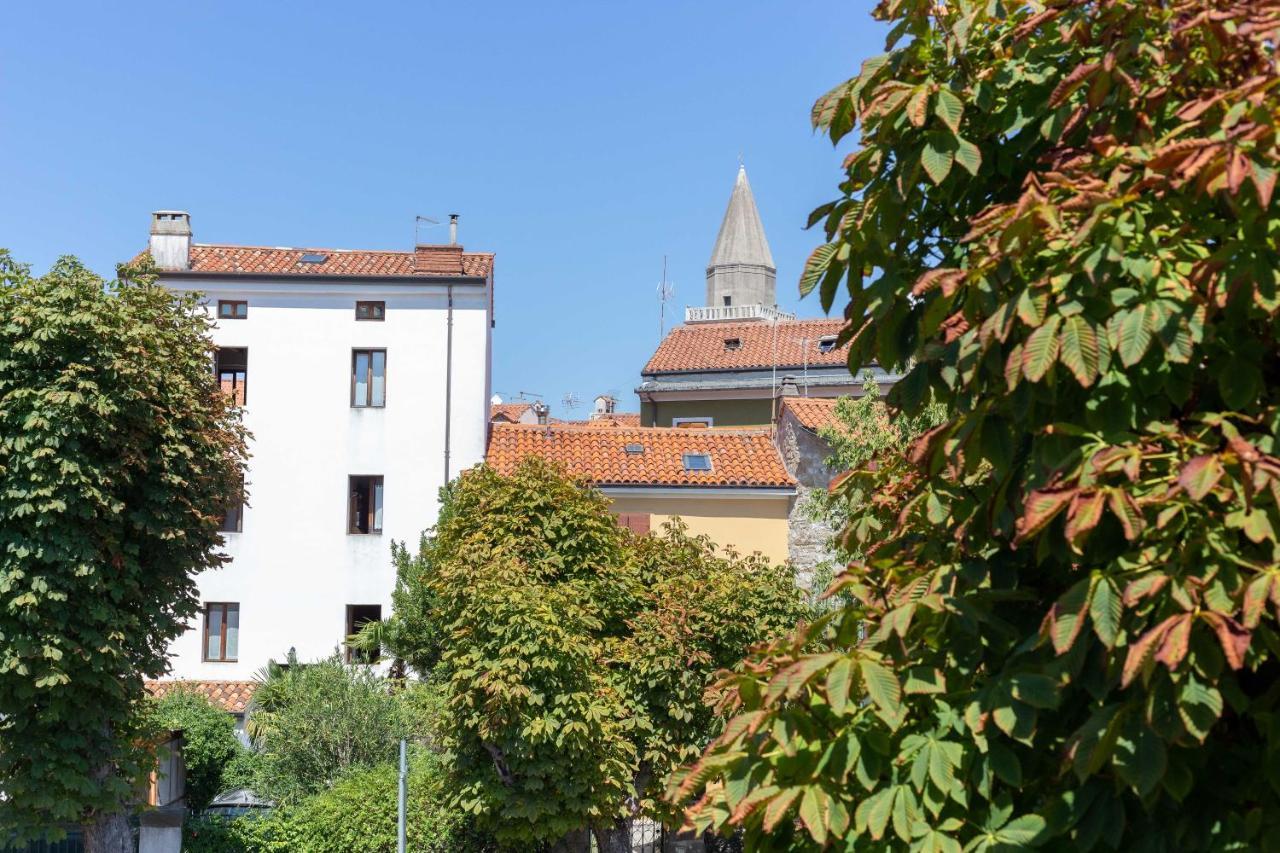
left=379, top=459, right=806, bottom=851
left=149, top=688, right=246, bottom=810
left=674, top=0, right=1280, bottom=848
left=0, top=254, right=246, bottom=851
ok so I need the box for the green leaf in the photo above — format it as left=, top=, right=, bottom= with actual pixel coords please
left=798, top=787, right=829, bottom=844
left=799, top=243, right=839, bottom=298
left=996, top=814, right=1047, bottom=845
left=1178, top=678, right=1223, bottom=742
left=935, top=88, right=964, bottom=132
left=1089, top=577, right=1122, bottom=648
left=989, top=742, right=1022, bottom=787
left=955, top=136, right=982, bottom=175
left=1059, top=315, right=1100, bottom=387
left=1117, top=306, right=1154, bottom=367
left=861, top=659, right=902, bottom=715
left=1048, top=578, right=1092, bottom=654
left=1022, top=314, right=1063, bottom=381
left=1114, top=726, right=1167, bottom=797
left=825, top=657, right=856, bottom=716
left=1009, top=673, right=1059, bottom=709
left=922, top=136, right=956, bottom=184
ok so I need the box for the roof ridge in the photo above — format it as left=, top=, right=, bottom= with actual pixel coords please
left=193, top=243, right=490, bottom=257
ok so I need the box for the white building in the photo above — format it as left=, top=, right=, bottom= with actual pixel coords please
left=145, top=211, right=493, bottom=679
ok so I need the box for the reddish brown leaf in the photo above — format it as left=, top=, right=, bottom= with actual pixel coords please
left=1227, top=149, right=1249, bottom=195
left=1242, top=574, right=1275, bottom=629
left=1065, top=490, right=1106, bottom=550
left=1250, top=158, right=1276, bottom=208
left=908, top=421, right=952, bottom=469
left=1123, top=615, right=1180, bottom=687
left=1049, top=62, right=1100, bottom=108
left=1107, top=489, right=1145, bottom=541
left=1123, top=573, right=1169, bottom=606
left=1201, top=612, right=1252, bottom=670
left=1179, top=455, right=1225, bottom=500
left=910, top=268, right=965, bottom=297
left=1154, top=614, right=1193, bottom=670
left=1016, top=486, right=1079, bottom=545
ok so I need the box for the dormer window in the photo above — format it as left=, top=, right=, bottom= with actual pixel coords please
left=724, top=337, right=742, bottom=351
left=682, top=452, right=713, bottom=472
left=818, top=335, right=838, bottom=353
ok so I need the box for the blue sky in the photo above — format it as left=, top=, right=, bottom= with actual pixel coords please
left=0, top=1, right=882, bottom=417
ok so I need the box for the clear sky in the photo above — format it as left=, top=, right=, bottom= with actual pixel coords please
left=1, top=1, right=882, bottom=417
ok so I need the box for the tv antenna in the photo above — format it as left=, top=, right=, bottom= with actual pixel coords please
left=414, top=215, right=440, bottom=245
left=657, top=255, right=675, bottom=339
left=561, top=392, right=582, bottom=413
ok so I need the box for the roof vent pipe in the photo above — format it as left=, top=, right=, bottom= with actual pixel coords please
left=449, top=214, right=459, bottom=245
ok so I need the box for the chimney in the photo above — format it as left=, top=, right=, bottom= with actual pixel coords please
left=149, top=211, right=192, bottom=271
left=532, top=401, right=550, bottom=425
left=449, top=214, right=459, bottom=245
left=779, top=375, right=799, bottom=397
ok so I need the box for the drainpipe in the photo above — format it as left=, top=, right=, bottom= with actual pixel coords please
left=444, top=282, right=454, bottom=484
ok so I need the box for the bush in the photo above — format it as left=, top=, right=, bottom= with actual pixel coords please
left=149, top=688, right=245, bottom=810
left=247, top=654, right=409, bottom=805
left=182, top=751, right=494, bottom=853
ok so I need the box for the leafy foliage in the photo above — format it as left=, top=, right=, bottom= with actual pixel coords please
left=0, top=253, right=246, bottom=842
left=675, top=0, right=1280, bottom=848
left=149, top=687, right=246, bottom=810
left=379, top=459, right=806, bottom=847
left=244, top=654, right=414, bottom=806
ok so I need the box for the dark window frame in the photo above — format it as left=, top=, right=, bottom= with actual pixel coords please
left=219, top=475, right=245, bottom=533
left=348, top=475, right=384, bottom=534
left=215, top=347, right=248, bottom=406
left=355, top=301, right=386, bottom=321
left=345, top=604, right=383, bottom=664
left=202, top=602, right=239, bottom=662
left=217, top=300, right=248, bottom=320
left=351, top=349, right=387, bottom=408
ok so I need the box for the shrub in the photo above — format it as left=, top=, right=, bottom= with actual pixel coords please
left=149, top=688, right=246, bottom=810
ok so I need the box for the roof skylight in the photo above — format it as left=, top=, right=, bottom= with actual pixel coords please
left=300, top=252, right=328, bottom=264
left=682, top=452, right=712, bottom=472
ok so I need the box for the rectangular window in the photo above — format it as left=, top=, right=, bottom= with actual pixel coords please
left=723, top=295, right=732, bottom=307
left=348, top=475, right=384, bottom=534
left=203, top=603, right=239, bottom=662
left=818, top=335, right=838, bottom=353
left=351, top=349, right=386, bottom=408
left=355, top=301, right=385, bottom=321
left=615, top=513, right=651, bottom=536
left=672, top=417, right=713, bottom=429
left=345, top=604, right=383, bottom=664
left=682, top=452, right=713, bottom=472
left=215, top=348, right=248, bottom=405
left=218, top=475, right=244, bottom=533
left=217, top=300, right=248, bottom=320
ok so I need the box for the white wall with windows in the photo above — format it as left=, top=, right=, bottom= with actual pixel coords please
left=159, top=278, right=492, bottom=679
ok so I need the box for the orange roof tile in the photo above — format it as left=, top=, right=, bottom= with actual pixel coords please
left=780, top=397, right=841, bottom=433
left=643, top=318, right=848, bottom=374
left=131, top=244, right=493, bottom=279
left=486, top=423, right=795, bottom=488
left=491, top=402, right=534, bottom=423
left=146, top=679, right=257, bottom=714
left=558, top=413, right=643, bottom=428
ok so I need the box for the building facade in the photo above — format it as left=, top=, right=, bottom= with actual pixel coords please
left=485, top=423, right=795, bottom=562
left=637, top=167, right=897, bottom=428
left=144, top=211, right=493, bottom=679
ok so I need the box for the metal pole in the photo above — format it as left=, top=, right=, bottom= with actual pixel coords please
left=397, top=738, right=407, bottom=853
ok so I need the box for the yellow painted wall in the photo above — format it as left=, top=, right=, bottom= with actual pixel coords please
left=607, top=494, right=792, bottom=563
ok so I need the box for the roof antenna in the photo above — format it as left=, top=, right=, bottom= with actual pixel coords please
left=414, top=215, right=439, bottom=246
left=657, top=255, right=675, bottom=340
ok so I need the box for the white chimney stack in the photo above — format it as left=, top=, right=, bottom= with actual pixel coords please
left=149, top=211, right=192, bottom=271
left=449, top=213, right=459, bottom=246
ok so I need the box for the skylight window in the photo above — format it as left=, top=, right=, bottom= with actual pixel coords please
left=300, top=252, right=328, bottom=264
left=724, top=338, right=742, bottom=351
left=818, top=335, right=838, bottom=353
left=624, top=443, right=644, bottom=455
left=682, top=452, right=712, bottom=472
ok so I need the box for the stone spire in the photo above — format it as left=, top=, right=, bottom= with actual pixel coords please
left=705, top=165, right=776, bottom=309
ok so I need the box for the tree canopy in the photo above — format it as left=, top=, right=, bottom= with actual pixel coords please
left=378, top=459, right=807, bottom=850
left=0, top=254, right=246, bottom=848
left=674, top=0, right=1280, bottom=849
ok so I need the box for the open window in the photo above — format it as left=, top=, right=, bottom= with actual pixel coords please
left=203, top=603, right=239, bottom=662
left=352, top=349, right=386, bottom=408
left=348, top=476, right=384, bottom=534
left=216, top=348, right=248, bottom=406
left=817, top=335, right=839, bottom=354
left=345, top=604, right=382, bottom=664
left=219, top=475, right=244, bottom=533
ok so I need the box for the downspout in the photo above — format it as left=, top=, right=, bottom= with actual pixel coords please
left=444, top=282, right=454, bottom=484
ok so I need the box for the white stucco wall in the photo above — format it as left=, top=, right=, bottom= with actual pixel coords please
left=159, top=277, right=491, bottom=679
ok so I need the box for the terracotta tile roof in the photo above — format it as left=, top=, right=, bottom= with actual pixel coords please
left=643, top=318, right=849, bottom=374
left=486, top=423, right=795, bottom=488
left=146, top=679, right=257, bottom=714
left=558, top=413, right=643, bottom=427
left=131, top=244, right=493, bottom=279
left=491, top=402, right=534, bottom=423
left=779, top=397, right=841, bottom=433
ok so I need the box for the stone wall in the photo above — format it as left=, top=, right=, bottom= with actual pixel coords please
left=777, top=411, right=839, bottom=590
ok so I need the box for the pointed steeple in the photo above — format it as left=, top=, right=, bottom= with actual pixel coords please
left=706, top=165, right=776, bottom=309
